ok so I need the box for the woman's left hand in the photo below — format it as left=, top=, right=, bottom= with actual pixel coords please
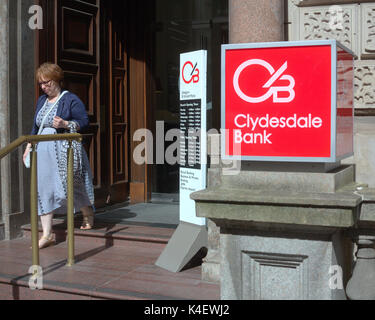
left=53, top=116, right=69, bottom=129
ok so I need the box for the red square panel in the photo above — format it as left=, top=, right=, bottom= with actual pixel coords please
left=222, top=40, right=354, bottom=162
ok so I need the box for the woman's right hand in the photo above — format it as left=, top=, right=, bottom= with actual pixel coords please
left=23, top=143, right=32, bottom=163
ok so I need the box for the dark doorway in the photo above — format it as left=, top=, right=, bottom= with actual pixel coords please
left=150, top=0, right=228, bottom=195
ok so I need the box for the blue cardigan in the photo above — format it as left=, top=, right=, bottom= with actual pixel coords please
left=31, top=91, right=89, bottom=135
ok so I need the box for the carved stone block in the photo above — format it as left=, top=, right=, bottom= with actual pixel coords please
left=361, top=4, right=375, bottom=58
left=354, top=61, right=375, bottom=108
left=288, top=1, right=375, bottom=110
left=299, top=4, right=359, bottom=53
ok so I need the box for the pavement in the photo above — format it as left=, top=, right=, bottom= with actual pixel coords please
left=91, top=193, right=180, bottom=229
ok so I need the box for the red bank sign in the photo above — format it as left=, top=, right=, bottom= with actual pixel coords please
left=221, top=40, right=355, bottom=162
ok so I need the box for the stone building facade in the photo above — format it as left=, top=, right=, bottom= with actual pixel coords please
left=0, top=1, right=374, bottom=279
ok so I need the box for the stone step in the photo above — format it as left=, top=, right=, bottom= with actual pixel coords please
left=21, top=217, right=175, bottom=247
left=4, top=219, right=219, bottom=300
left=0, top=236, right=219, bottom=300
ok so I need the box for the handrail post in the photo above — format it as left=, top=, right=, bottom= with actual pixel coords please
left=66, top=140, right=75, bottom=266
left=30, top=143, right=39, bottom=269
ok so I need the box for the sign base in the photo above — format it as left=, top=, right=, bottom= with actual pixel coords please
left=155, top=221, right=208, bottom=273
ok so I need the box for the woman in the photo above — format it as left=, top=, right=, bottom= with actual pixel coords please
left=23, top=62, right=95, bottom=249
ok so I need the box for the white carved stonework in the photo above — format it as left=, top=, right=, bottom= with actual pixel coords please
left=354, top=61, right=375, bottom=108
left=362, top=4, right=375, bottom=58
left=294, top=0, right=374, bottom=6
left=289, top=1, right=375, bottom=109
left=300, top=5, right=358, bottom=53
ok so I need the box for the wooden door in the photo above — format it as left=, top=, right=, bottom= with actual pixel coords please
left=37, top=0, right=130, bottom=207
left=103, top=0, right=129, bottom=204
left=55, top=0, right=107, bottom=205
left=36, top=0, right=155, bottom=206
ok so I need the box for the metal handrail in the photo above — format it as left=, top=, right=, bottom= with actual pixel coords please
left=0, top=134, right=82, bottom=159
left=0, top=133, right=82, bottom=270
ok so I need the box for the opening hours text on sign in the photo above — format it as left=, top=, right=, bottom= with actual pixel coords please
left=180, top=99, right=202, bottom=170
left=221, top=40, right=355, bottom=163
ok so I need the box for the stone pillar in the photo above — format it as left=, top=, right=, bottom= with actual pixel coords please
left=229, top=0, right=285, bottom=43
left=0, top=0, right=35, bottom=240
left=0, top=0, right=10, bottom=240
left=202, top=0, right=286, bottom=284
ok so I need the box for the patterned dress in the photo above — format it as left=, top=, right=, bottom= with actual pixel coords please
left=35, top=99, right=94, bottom=216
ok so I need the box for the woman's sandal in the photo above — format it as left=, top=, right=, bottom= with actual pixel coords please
left=80, top=213, right=94, bottom=230
left=38, top=235, right=55, bottom=249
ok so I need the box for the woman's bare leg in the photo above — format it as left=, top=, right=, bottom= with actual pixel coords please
left=40, top=212, right=53, bottom=238
left=80, top=206, right=94, bottom=230
left=39, top=213, right=55, bottom=248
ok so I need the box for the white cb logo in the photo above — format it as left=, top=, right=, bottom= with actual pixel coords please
left=233, top=59, right=296, bottom=103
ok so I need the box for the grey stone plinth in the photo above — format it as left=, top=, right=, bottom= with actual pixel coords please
left=220, top=228, right=353, bottom=300
left=221, top=165, right=354, bottom=193
left=191, top=167, right=362, bottom=299
left=192, top=187, right=361, bottom=229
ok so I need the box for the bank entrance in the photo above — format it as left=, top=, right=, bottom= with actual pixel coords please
left=36, top=0, right=228, bottom=207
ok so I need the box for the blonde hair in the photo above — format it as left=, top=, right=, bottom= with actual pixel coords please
left=36, top=62, right=64, bottom=85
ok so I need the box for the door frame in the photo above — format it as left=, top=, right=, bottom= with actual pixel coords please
left=35, top=0, right=153, bottom=205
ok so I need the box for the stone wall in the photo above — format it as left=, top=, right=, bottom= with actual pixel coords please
left=0, top=0, right=10, bottom=241
left=0, top=0, right=36, bottom=240
left=288, top=0, right=375, bottom=187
